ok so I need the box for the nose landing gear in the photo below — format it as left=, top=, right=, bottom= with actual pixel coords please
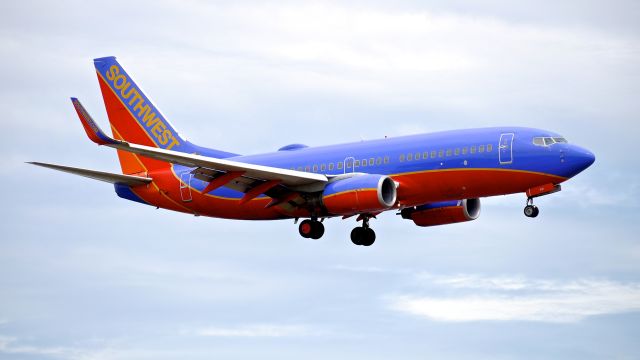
left=524, top=198, right=539, bottom=218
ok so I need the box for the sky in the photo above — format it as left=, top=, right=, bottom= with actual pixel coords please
left=1, top=0, right=639, bottom=359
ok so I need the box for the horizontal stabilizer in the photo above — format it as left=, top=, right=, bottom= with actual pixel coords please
left=70, top=98, right=327, bottom=188
left=28, top=162, right=152, bottom=186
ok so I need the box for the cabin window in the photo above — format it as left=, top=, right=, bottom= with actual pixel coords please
left=321, top=164, right=326, bottom=171
left=415, top=152, right=421, bottom=160
left=305, top=165, right=311, bottom=172
left=446, top=149, right=452, bottom=157
left=544, top=137, right=555, bottom=146
left=361, top=159, right=367, bottom=167
left=470, top=146, right=476, bottom=154
left=423, top=151, right=428, bottom=159
left=554, top=137, right=568, bottom=143
left=479, top=145, right=485, bottom=153
left=297, top=166, right=302, bottom=171
left=438, top=150, right=444, bottom=158
left=328, top=163, right=334, bottom=171
left=338, top=162, right=343, bottom=169
left=346, top=159, right=353, bottom=168
left=384, top=156, right=390, bottom=164
left=354, top=160, right=360, bottom=167
left=369, top=158, right=375, bottom=166
left=462, top=147, right=468, bottom=155
left=487, top=144, right=493, bottom=152
left=431, top=150, right=436, bottom=158
left=407, top=153, right=413, bottom=161
left=313, top=165, right=318, bottom=172
left=399, top=154, right=405, bottom=162
left=376, top=157, right=382, bottom=165
left=455, top=148, right=460, bottom=156
left=533, top=137, right=545, bottom=146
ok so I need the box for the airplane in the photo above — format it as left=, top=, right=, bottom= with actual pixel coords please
left=30, top=56, right=596, bottom=246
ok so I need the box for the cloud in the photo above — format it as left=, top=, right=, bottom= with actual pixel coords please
left=389, top=274, right=640, bottom=323
left=193, top=324, right=317, bottom=338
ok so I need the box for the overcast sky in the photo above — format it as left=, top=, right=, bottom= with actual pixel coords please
left=1, top=1, right=639, bottom=359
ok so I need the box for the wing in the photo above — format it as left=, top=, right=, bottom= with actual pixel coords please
left=71, top=98, right=328, bottom=191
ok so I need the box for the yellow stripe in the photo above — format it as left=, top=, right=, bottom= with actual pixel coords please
left=390, top=167, right=567, bottom=181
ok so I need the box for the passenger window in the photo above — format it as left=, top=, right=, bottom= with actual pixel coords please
left=455, top=148, right=460, bottom=156
left=415, top=152, right=421, bottom=160
left=346, top=159, right=353, bottom=168
left=338, top=162, right=343, bottom=169
left=470, top=146, right=476, bottom=154
left=321, top=164, right=326, bottom=171
left=431, top=150, right=436, bottom=158
left=487, top=144, right=493, bottom=152
left=479, top=145, right=485, bottom=153
left=312, top=165, right=318, bottom=172
left=462, top=147, right=468, bottom=155
left=305, top=165, right=311, bottom=172
left=438, top=150, right=444, bottom=158
left=423, top=151, right=428, bottom=159
left=399, top=154, right=405, bottom=162
left=376, top=157, right=382, bottom=165
left=354, top=160, right=360, bottom=167
left=384, top=156, right=389, bottom=164
left=407, top=153, right=413, bottom=161
left=297, top=166, right=303, bottom=171
left=446, top=149, right=452, bottom=157
left=369, top=158, right=375, bottom=166
left=328, top=163, right=334, bottom=170
left=361, top=159, right=367, bottom=167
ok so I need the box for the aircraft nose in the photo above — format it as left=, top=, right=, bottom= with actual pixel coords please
left=563, top=145, right=595, bottom=176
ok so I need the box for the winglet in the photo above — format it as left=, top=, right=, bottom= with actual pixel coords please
left=70, top=97, right=119, bottom=145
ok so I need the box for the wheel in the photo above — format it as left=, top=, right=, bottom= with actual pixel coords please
left=361, top=228, right=376, bottom=246
left=299, top=219, right=314, bottom=238
left=524, top=205, right=536, bottom=217
left=531, top=205, right=539, bottom=218
left=351, top=227, right=365, bottom=245
left=310, top=221, right=325, bottom=239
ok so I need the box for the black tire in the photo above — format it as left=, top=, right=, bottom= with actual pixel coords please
left=361, top=228, right=376, bottom=246
left=299, top=219, right=314, bottom=238
left=310, top=221, right=325, bottom=240
left=524, top=205, right=535, bottom=217
left=531, top=206, right=539, bottom=218
left=351, top=227, right=364, bottom=245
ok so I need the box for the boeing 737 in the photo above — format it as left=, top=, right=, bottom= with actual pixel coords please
left=30, top=56, right=595, bottom=246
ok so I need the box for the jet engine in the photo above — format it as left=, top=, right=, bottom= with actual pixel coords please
left=400, top=198, right=481, bottom=227
left=322, top=174, right=397, bottom=215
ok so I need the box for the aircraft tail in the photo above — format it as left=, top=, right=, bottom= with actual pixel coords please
left=92, top=56, right=236, bottom=174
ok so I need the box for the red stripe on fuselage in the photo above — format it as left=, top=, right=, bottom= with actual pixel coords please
left=130, top=167, right=564, bottom=220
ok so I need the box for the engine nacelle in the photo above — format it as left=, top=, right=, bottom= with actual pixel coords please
left=322, top=174, right=397, bottom=215
left=400, top=198, right=481, bottom=227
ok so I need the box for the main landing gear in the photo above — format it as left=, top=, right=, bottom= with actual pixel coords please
left=351, top=217, right=376, bottom=247
left=298, top=218, right=325, bottom=239
left=524, top=198, right=540, bottom=218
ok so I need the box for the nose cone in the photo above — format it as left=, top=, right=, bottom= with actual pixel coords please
left=563, top=145, right=595, bottom=177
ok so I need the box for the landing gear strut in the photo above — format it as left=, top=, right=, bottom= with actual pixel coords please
left=524, top=198, right=539, bottom=218
left=351, top=217, right=376, bottom=246
left=298, top=219, right=324, bottom=239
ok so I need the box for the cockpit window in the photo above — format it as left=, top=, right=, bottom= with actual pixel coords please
left=533, top=136, right=568, bottom=146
